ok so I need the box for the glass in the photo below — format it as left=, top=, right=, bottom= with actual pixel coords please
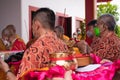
left=0, top=52, right=5, bottom=60
left=49, top=52, right=77, bottom=70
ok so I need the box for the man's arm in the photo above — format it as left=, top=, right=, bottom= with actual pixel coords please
left=6, top=70, right=17, bottom=80
left=0, top=59, right=16, bottom=80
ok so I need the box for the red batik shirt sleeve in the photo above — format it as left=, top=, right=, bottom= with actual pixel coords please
left=17, top=40, right=48, bottom=79
left=10, top=38, right=26, bottom=51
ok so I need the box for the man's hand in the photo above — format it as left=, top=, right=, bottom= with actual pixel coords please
left=100, top=59, right=112, bottom=64
left=52, top=78, right=64, bottom=80
left=0, top=57, right=17, bottom=80
left=52, top=70, right=73, bottom=80
left=64, top=70, right=72, bottom=80
left=0, top=58, right=10, bottom=72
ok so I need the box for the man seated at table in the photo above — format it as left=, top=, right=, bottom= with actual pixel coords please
left=0, top=7, right=70, bottom=80
left=3, top=24, right=26, bottom=51
left=54, top=26, right=81, bottom=54
left=54, top=25, right=70, bottom=42
left=91, top=14, right=120, bottom=80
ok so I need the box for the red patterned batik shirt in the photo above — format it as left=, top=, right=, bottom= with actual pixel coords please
left=91, top=33, right=120, bottom=61
left=17, top=32, right=69, bottom=79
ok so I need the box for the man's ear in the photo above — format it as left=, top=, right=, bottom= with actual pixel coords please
left=34, top=20, right=41, bottom=30
left=103, top=24, right=107, bottom=30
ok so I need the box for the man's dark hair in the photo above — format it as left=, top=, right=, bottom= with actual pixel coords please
left=98, top=14, right=116, bottom=31
left=54, top=26, right=64, bottom=34
left=5, top=24, right=16, bottom=33
left=2, top=24, right=16, bottom=38
left=54, top=26, right=64, bottom=38
left=87, top=19, right=97, bottom=27
left=34, top=7, right=55, bottom=30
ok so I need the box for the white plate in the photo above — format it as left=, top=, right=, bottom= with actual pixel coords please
left=76, top=64, right=101, bottom=72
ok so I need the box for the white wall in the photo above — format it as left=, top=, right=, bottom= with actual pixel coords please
left=0, top=0, right=21, bottom=37
left=111, top=0, right=120, bottom=24
left=21, top=0, right=85, bottom=43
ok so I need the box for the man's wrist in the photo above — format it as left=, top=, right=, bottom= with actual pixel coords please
left=5, top=69, right=12, bottom=74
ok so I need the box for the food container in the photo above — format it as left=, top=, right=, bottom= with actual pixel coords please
left=49, top=52, right=77, bottom=70
left=74, top=54, right=91, bottom=67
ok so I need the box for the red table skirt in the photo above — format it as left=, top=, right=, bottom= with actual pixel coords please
left=7, top=54, right=120, bottom=80
left=19, top=61, right=120, bottom=80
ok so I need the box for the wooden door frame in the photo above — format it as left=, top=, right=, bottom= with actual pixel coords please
left=75, top=17, right=84, bottom=30
left=29, top=6, right=38, bottom=40
left=56, top=12, right=70, bottom=36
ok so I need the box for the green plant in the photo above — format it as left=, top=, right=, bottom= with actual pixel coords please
left=97, top=2, right=120, bottom=37
left=97, top=2, right=119, bottom=22
left=80, top=22, right=86, bottom=40
left=115, top=25, right=120, bottom=37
